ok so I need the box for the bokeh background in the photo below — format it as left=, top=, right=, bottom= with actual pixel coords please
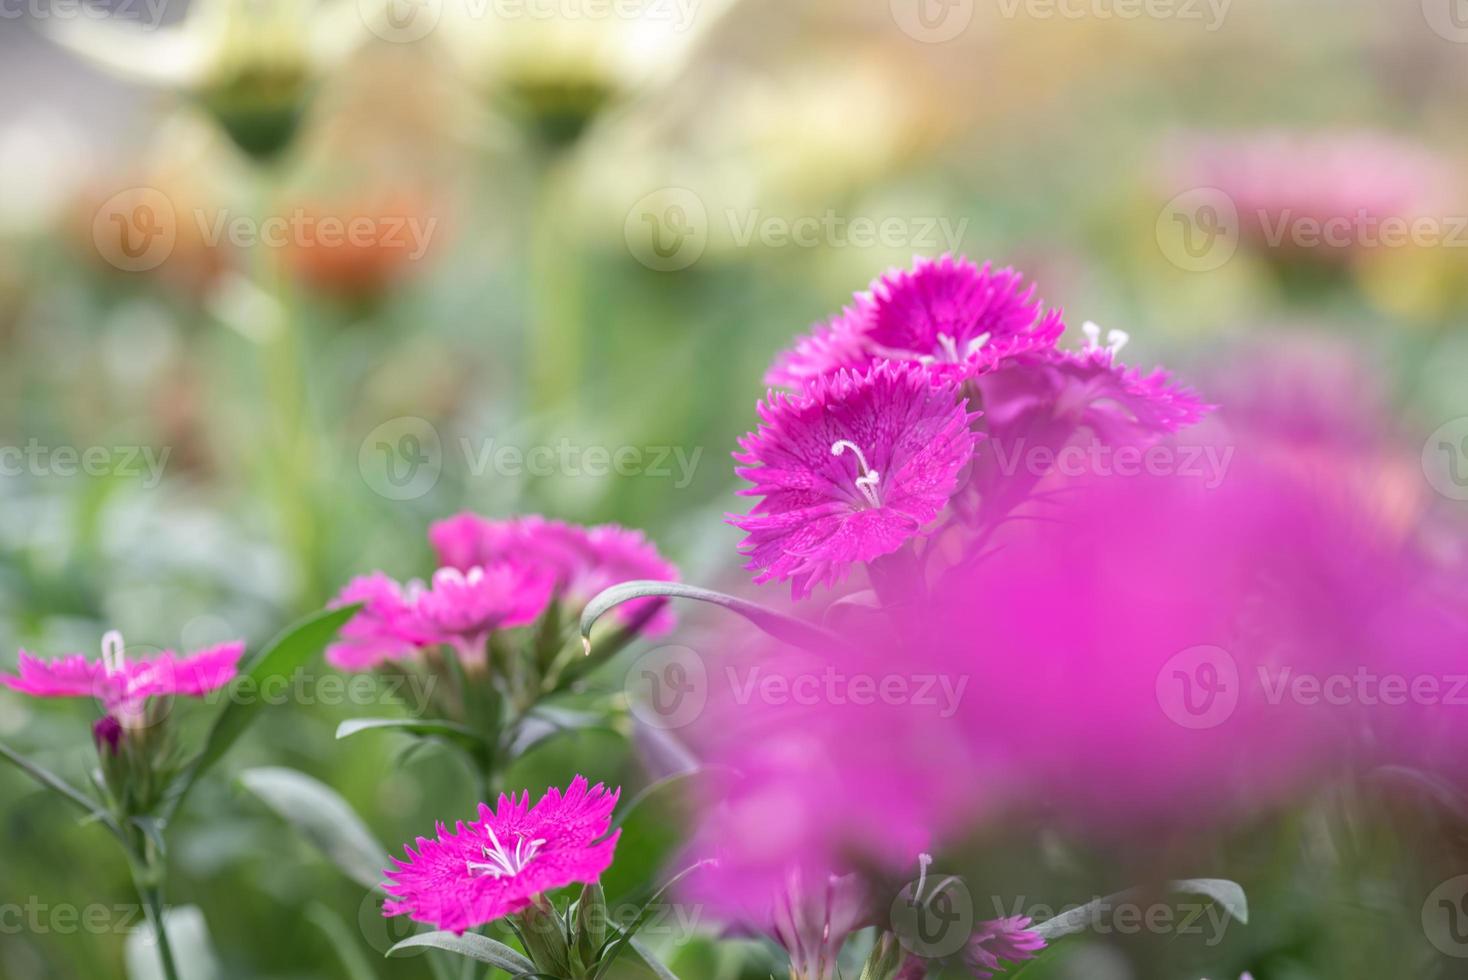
left=2, top=0, right=1467, bottom=977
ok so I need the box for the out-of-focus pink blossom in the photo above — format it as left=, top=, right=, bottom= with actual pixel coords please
left=2, top=631, right=244, bottom=728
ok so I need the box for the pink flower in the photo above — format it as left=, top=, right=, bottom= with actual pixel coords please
left=1, top=631, right=244, bottom=727
left=1167, top=129, right=1455, bottom=259
left=965, top=917, right=1045, bottom=979
left=966, top=322, right=1211, bottom=524
left=383, top=776, right=621, bottom=934
left=731, top=361, right=979, bottom=598
left=326, top=564, right=554, bottom=670
left=766, top=256, right=1064, bottom=388
left=430, top=514, right=680, bottom=634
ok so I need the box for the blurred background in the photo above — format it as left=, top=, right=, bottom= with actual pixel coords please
left=2, top=0, right=1467, bottom=977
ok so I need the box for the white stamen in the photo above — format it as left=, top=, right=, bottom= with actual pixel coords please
left=935, top=333, right=960, bottom=362
left=101, top=630, right=126, bottom=677
left=1081, top=321, right=1129, bottom=357
left=965, top=332, right=991, bottom=358
left=830, top=440, right=881, bottom=509
left=466, top=824, right=547, bottom=879
left=912, top=852, right=933, bottom=903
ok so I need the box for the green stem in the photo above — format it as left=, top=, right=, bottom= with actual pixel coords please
left=129, top=852, right=181, bottom=980
left=527, top=149, right=583, bottom=421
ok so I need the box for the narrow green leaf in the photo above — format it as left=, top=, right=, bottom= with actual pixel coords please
left=386, top=931, right=536, bottom=974
left=628, top=938, right=682, bottom=980
left=601, top=769, right=719, bottom=900
left=167, top=604, right=360, bottom=815
left=1031, top=878, right=1248, bottom=940
left=579, top=582, right=843, bottom=656
left=238, top=766, right=389, bottom=891
left=305, top=902, right=380, bottom=980
left=597, top=860, right=715, bottom=980
left=0, top=739, right=120, bottom=837
left=336, top=717, right=489, bottom=755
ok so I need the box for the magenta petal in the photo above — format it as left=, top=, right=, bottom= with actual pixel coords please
left=731, top=360, right=980, bottom=598
left=382, top=776, right=621, bottom=934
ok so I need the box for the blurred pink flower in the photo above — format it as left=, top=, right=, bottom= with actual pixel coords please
left=730, top=361, right=979, bottom=598
left=767, top=256, right=1064, bottom=388
left=1167, top=129, right=1456, bottom=259
left=966, top=916, right=1045, bottom=979
left=430, top=514, right=679, bottom=634
left=326, top=564, right=553, bottom=669
left=1, top=631, right=244, bottom=728
left=383, top=775, right=620, bottom=934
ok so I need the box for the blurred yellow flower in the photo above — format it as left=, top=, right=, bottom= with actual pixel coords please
left=44, top=0, right=372, bottom=160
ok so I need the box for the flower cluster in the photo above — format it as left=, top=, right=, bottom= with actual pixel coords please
left=326, top=514, right=677, bottom=670
left=731, top=254, right=1209, bottom=598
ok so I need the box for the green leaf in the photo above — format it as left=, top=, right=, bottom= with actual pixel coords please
left=386, top=931, right=536, bottom=974
left=167, top=604, right=360, bottom=815
left=579, top=581, right=843, bottom=656
left=305, top=901, right=380, bottom=980
left=628, top=937, right=682, bottom=980
left=336, top=717, right=490, bottom=755
left=1031, top=878, right=1248, bottom=940
left=600, top=768, right=719, bottom=900
left=597, top=860, right=715, bottom=980
left=238, top=766, right=389, bottom=891
left=0, top=739, right=121, bottom=838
